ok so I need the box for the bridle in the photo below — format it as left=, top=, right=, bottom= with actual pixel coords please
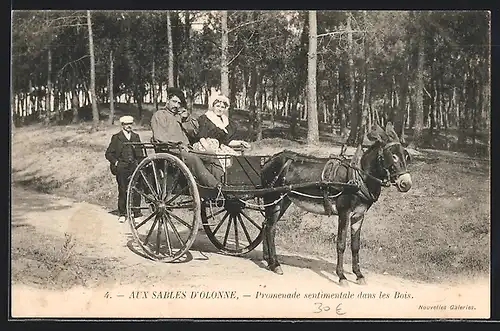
left=375, top=141, right=409, bottom=185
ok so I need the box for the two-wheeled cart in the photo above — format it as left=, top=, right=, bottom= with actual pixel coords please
left=125, top=142, right=359, bottom=262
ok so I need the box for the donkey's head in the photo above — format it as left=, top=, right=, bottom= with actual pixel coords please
left=366, top=122, right=412, bottom=192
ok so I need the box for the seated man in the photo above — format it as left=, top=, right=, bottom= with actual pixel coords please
left=150, top=87, right=221, bottom=188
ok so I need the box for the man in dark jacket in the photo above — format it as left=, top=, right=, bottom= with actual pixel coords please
left=105, top=116, right=145, bottom=223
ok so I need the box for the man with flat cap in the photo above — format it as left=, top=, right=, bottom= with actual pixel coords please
left=151, top=87, right=221, bottom=187
left=105, top=115, right=145, bottom=223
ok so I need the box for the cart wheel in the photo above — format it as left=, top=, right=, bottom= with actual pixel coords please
left=202, top=197, right=264, bottom=256
left=126, top=153, right=201, bottom=262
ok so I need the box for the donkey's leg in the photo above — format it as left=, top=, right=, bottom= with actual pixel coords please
left=350, top=204, right=368, bottom=285
left=263, top=197, right=291, bottom=275
left=336, top=210, right=350, bottom=287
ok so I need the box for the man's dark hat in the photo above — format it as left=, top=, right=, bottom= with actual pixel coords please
left=167, top=87, right=186, bottom=106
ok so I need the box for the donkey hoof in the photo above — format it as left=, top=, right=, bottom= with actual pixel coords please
left=271, top=266, right=283, bottom=275
left=339, top=279, right=349, bottom=287
left=357, top=277, right=367, bottom=285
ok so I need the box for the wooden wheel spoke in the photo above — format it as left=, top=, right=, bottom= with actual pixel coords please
left=233, top=217, right=239, bottom=250
left=167, top=204, right=194, bottom=210
left=140, top=169, right=159, bottom=200
left=144, top=214, right=159, bottom=246
left=223, top=215, right=233, bottom=247
left=165, top=185, right=189, bottom=205
left=240, top=211, right=263, bottom=231
left=165, top=214, right=184, bottom=246
left=168, top=198, right=194, bottom=209
left=151, top=160, right=161, bottom=198
left=205, top=208, right=225, bottom=220
left=161, top=215, right=173, bottom=256
left=132, top=206, right=152, bottom=210
left=237, top=214, right=252, bottom=244
left=135, top=211, right=158, bottom=230
left=168, top=169, right=180, bottom=196
left=132, top=186, right=155, bottom=203
left=161, top=161, right=168, bottom=200
left=213, top=212, right=230, bottom=235
left=165, top=210, right=193, bottom=231
left=155, top=214, right=162, bottom=254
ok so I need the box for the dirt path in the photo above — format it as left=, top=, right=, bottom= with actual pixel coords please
left=11, top=186, right=489, bottom=319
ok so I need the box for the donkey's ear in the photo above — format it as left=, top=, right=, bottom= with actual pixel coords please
left=385, top=122, right=400, bottom=142
left=367, top=124, right=386, bottom=143
left=350, top=144, right=363, bottom=168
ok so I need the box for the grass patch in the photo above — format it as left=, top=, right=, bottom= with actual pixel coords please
left=11, top=228, right=122, bottom=290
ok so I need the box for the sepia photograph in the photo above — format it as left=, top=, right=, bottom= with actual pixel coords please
left=10, top=9, right=491, bottom=319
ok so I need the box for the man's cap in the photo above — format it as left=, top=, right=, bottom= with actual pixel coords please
left=119, top=115, right=134, bottom=124
left=167, top=87, right=186, bottom=105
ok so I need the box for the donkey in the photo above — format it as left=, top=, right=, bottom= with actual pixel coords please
left=260, top=123, right=412, bottom=286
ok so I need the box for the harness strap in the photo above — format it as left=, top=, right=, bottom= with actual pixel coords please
left=321, top=158, right=342, bottom=181
left=270, top=158, right=293, bottom=187
left=323, top=190, right=335, bottom=215
left=321, top=159, right=343, bottom=215
left=353, top=169, right=378, bottom=204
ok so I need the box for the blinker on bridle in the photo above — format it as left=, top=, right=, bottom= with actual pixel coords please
left=377, top=141, right=408, bottom=184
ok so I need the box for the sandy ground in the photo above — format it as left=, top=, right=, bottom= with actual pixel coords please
left=10, top=186, right=490, bottom=319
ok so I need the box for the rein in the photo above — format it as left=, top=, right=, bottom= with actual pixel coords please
left=336, top=158, right=391, bottom=187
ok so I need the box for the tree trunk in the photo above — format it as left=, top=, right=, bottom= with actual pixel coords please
left=390, top=75, right=396, bottom=122
left=249, top=67, right=259, bottom=140
left=135, top=67, right=144, bottom=124
left=167, top=11, right=174, bottom=88
left=283, top=93, right=289, bottom=117
left=87, top=10, right=99, bottom=128
left=158, top=80, right=163, bottom=104
left=290, top=96, right=299, bottom=139
left=44, top=47, right=52, bottom=125
left=255, top=81, right=264, bottom=141
left=458, top=76, right=467, bottom=147
left=357, top=81, right=368, bottom=145
left=72, top=91, right=79, bottom=124
left=229, top=68, right=238, bottom=110
left=411, top=29, right=425, bottom=148
left=306, top=10, right=319, bottom=145
left=11, top=87, right=15, bottom=133
left=445, top=89, right=452, bottom=131
left=184, top=11, right=191, bottom=42
left=368, top=76, right=373, bottom=130
left=436, top=78, right=443, bottom=130
left=356, top=12, right=370, bottom=145
left=395, top=61, right=409, bottom=143
left=241, top=69, right=248, bottom=109
left=108, top=50, right=115, bottom=125
left=54, top=80, right=61, bottom=121
left=220, top=11, right=230, bottom=100
left=473, top=75, right=480, bottom=153
left=152, top=57, right=157, bottom=111
left=270, top=85, right=277, bottom=127
left=346, top=15, right=357, bottom=145
left=429, top=60, right=436, bottom=137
